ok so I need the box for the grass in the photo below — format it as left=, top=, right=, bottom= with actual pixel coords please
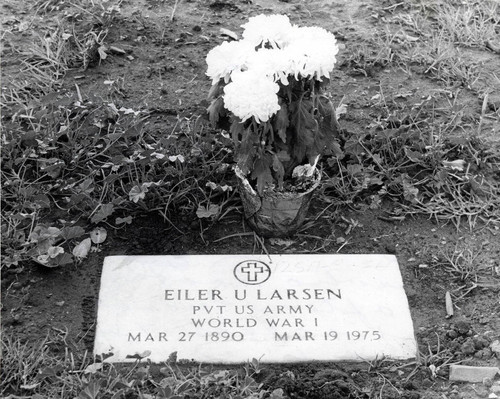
left=435, top=0, right=499, bottom=48
left=0, top=332, right=285, bottom=398
left=4, top=0, right=498, bottom=270
left=361, top=0, right=500, bottom=88
left=437, top=240, right=491, bottom=286
left=324, top=93, right=500, bottom=228
left=1, top=0, right=236, bottom=267
left=1, top=94, right=234, bottom=267
left=327, top=0, right=500, bottom=229
left=2, top=0, right=499, bottom=270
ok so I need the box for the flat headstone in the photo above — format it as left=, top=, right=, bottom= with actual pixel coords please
left=94, top=254, right=417, bottom=363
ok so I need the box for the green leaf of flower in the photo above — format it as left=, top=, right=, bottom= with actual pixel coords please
left=207, top=82, right=222, bottom=100
left=289, top=99, right=317, bottom=162
left=272, top=154, right=284, bottom=190
left=274, top=102, right=289, bottom=143
left=61, top=226, right=86, bottom=240
left=237, top=125, right=259, bottom=174
left=207, top=96, right=224, bottom=126
left=251, top=156, right=273, bottom=195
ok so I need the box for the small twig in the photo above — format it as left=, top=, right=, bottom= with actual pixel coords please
left=383, top=1, right=404, bottom=10
left=295, top=234, right=325, bottom=240
left=199, top=220, right=207, bottom=245
left=392, top=361, right=417, bottom=370
left=336, top=239, right=350, bottom=253
left=253, top=232, right=271, bottom=260
left=378, top=215, right=406, bottom=222
left=171, top=0, right=181, bottom=22
left=313, top=202, right=336, bottom=221
left=214, top=232, right=255, bottom=242
left=157, top=210, right=185, bottom=235
left=404, top=364, right=421, bottom=382
left=75, top=83, right=83, bottom=103
left=477, top=93, right=488, bottom=134
left=452, top=283, right=478, bottom=301
left=378, top=372, right=401, bottom=395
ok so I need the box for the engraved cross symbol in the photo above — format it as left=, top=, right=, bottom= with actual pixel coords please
left=241, top=262, right=264, bottom=282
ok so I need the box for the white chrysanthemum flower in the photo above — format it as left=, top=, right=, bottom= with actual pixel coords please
left=223, top=71, right=280, bottom=123
left=246, top=48, right=292, bottom=85
left=206, top=40, right=254, bottom=84
left=241, top=14, right=294, bottom=49
left=285, top=26, right=339, bottom=80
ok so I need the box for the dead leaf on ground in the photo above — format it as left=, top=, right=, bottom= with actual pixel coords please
left=445, top=291, right=453, bottom=318
left=90, top=227, right=107, bottom=244
left=220, top=28, right=238, bottom=40
left=109, top=45, right=126, bottom=54
left=269, top=238, right=295, bottom=248
left=73, top=238, right=92, bottom=259
left=84, top=363, right=103, bottom=374
left=196, top=204, right=220, bottom=219
left=126, top=350, right=151, bottom=359
left=335, top=104, right=347, bottom=120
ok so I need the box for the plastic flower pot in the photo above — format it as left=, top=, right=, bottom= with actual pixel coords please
left=236, top=167, right=321, bottom=238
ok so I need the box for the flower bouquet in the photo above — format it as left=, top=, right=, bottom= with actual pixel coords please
left=206, top=14, right=342, bottom=237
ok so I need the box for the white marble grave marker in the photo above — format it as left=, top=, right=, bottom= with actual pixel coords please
left=94, top=254, right=417, bottom=363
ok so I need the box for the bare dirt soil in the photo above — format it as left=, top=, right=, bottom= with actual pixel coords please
left=2, top=0, right=500, bottom=398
